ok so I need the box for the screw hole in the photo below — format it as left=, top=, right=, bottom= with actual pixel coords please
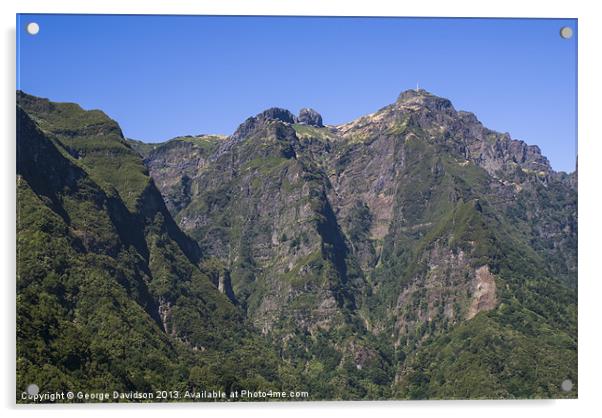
left=560, top=26, right=573, bottom=39
left=26, top=22, right=40, bottom=35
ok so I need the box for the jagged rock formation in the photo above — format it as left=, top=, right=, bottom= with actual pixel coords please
left=231, top=107, right=298, bottom=141
left=298, top=108, right=323, bottom=127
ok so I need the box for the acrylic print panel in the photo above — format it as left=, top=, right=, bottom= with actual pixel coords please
left=16, top=14, right=577, bottom=403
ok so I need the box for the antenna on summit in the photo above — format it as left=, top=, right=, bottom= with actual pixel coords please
left=416, top=82, right=420, bottom=91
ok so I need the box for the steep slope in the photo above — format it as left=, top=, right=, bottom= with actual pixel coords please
left=310, top=90, right=577, bottom=398
left=136, top=109, right=397, bottom=398
left=129, top=134, right=227, bottom=214
left=16, top=94, right=287, bottom=400
left=142, top=89, right=577, bottom=399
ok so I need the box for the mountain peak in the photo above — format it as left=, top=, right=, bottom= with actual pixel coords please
left=258, top=107, right=297, bottom=124
left=298, top=108, right=323, bottom=127
left=231, top=107, right=297, bottom=140
left=396, top=88, right=430, bottom=101
left=396, top=88, right=454, bottom=111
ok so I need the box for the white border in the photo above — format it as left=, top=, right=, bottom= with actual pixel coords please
left=2, top=1, right=600, bottom=417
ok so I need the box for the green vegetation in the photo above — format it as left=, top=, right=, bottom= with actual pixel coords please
left=125, top=138, right=163, bottom=157
left=292, top=124, right=338, bottom=141
left=17, top=90, right=577, bottom=401
left=16, top=102, right=290, bottom=402
left=17, top=92, right=149, bottom=211
left=397, top=311, right=576, bottom=399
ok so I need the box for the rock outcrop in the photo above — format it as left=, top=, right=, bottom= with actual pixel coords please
left=231, top=107, right=297, bottom=140
left=298, top=108, right=323, bottom=127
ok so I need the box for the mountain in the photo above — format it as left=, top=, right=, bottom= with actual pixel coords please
left=17, top=89, right=577, bottom=400
left=16, top=92, right=288, bottom=400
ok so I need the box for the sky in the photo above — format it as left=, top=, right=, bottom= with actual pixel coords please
left=17, top=15, right=577, bottom=172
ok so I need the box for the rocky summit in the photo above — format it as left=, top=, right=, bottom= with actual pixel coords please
left=298, top=108, right=323, bottom=127
left=17, top=89, right=577, bottom=400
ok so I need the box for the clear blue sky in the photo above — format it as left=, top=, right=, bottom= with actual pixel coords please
left=17, top=15, right=577, bottom=172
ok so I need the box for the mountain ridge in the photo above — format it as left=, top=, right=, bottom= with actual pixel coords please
left=16, top=92, right=293, bottom=400
left=17, top=89, right=577, bottom=400
left=136, top=88, right=576, bottom=399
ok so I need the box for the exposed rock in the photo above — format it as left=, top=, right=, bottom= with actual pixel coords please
left=158, top=297, right=174, bottom=335
left=394, top=243, right=473, bottom=344
left=231, top=107, right=297, bottom=140
left=141, top=136, right=223, bottom=214
left=298, top=108, right=323, bottom=127
left=260, top=107, right=298, bottom=124
left=212, top=268, right=238, bottom=304
left=397, top=88, right=454, bottom=111
left=467, top=265, right=497, bottom=320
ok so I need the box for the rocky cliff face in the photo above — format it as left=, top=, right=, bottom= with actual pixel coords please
left=298, top=108, right=324, bottom=127
left=137, top=89, right=576, bottom=398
